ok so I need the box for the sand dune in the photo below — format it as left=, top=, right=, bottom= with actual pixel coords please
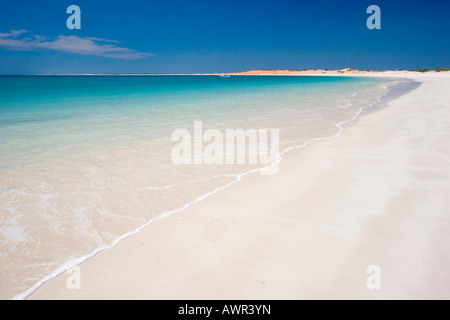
left=226, top=68, right=361, bottom=75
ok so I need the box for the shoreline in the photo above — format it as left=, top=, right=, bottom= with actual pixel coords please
left=3, top=74, right=396, bottom=300
left=13, top=74, right=400, bottom=300
left=0, top=69, right=447, bottom=77
left=26, top=72, right=450, bottom=299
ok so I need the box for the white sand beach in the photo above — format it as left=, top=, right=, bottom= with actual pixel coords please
left=28, top=72, right=450, bottom=299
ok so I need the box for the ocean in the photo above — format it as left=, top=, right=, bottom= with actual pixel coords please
left=0, top=75, right=410, bottom=299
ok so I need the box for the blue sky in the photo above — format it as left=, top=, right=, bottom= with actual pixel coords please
left=0, top=0, right=448, bottom=74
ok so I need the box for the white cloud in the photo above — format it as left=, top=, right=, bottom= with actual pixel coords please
left=0, top=30, right=154, bottom=60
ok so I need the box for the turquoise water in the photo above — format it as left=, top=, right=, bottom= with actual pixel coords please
left=1, top=76, right=385, bottom=168
left=0, top=75, right=397, bottom=299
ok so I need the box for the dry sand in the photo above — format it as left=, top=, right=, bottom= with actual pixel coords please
left=28, top=72, right=450, bottom=299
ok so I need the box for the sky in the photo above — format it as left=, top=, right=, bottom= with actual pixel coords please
left=0, top=0, right=449, bottom=74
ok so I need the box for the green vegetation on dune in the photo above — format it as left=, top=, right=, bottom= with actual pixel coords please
left=411, top=68, right=450, bottom=73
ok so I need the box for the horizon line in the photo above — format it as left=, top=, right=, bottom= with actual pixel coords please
left=1, top=67, right=449, bottom=77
